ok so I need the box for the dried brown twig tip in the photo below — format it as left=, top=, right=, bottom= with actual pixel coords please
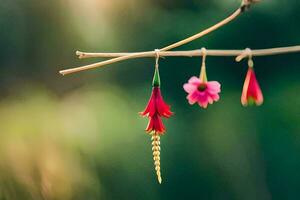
left=76, top=51, right=85, bottom=59
left=241, top=0, right=260, bottom=12
left=151, top=133, right=162, bottom=184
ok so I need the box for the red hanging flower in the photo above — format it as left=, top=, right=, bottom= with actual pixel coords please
left=140, top=87, right=173, bottom=118
left=241, top=67, right=263, bottom=106
left=140, top=67, right=173, bottom=135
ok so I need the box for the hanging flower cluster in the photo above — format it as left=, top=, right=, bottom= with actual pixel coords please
left=140, top=58, right=173, bottom=184
left=140, top=49, right=264, bottom=184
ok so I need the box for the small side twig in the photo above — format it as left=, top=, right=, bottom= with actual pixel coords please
left=241, top=0, right=261, bottom=12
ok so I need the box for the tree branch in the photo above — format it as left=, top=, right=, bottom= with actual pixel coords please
left=75, top=46, right=300, bottom=59
left=59, top=0, right=265, bottom=75
left=60, top=5, right=244, bottom=75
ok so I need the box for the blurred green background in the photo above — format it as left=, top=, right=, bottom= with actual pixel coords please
left=0, top=0, right=300, bottom=199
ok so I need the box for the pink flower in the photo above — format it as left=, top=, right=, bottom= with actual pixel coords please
left=241, top=67, right=263, bottom=106
left=183, top=76, right=221, bottom=108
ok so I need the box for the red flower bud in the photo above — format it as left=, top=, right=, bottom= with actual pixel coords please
left=241, top=67, right=263, bottom=106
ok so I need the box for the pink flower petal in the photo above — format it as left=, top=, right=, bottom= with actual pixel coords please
left=183, top=83, right=197, bottom=93
left=188, top=76, right=201, bottom=85
left=210, top=93, right=220, bottom=101
left=187, top=91, right=199, bottom=105
left=206, top=81, right=221, bottom=93
left=198, top=99, right=208, bottom=108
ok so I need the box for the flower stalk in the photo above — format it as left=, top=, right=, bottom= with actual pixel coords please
left=140, top=60, right=173, bottom=183
left=151, top=133, right=162, bottom=184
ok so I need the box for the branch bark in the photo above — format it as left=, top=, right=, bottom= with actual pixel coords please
left=75, top=46, right=300, bottom=59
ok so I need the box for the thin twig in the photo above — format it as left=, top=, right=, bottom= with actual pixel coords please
left=60, top=6, right=243, bottom=75
left=159, top=8, right=242, bottom=51
left=76, top=46, right=300, bottom=59
left=60, top=45, right=300, bottom=75
left=59, top=46, right=300, bottom=75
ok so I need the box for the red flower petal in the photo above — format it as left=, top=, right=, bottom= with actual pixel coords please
left=155, top=88, right=173, bottom=118
left=145, top=114, right=166, bottom=134
left=140, top=88, right=157, bottom=117
left=140, top=87, right=173, bottom=118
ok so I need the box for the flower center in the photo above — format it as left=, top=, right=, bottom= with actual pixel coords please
left=197, top=83, right=207, bottom=91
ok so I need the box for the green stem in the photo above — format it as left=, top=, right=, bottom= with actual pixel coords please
left=199, top=64, right=207, bottom=83
left=152, top=66, right=161, bottom=87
